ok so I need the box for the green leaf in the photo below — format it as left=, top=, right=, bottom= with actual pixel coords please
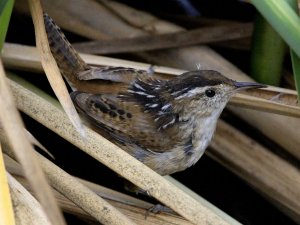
left=0, top=0, right=14, bottom=51
left=251, top=0, right=300, bottom=58
left=291, top=51, right=300, bottom=100
left=287, top=0, right=300, bottom=102
left=252, top=0, right=300, bottom=102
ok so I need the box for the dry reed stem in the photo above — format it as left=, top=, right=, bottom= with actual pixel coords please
left=2, top=143, right=136, bottom=225
left=230, top=93, right=300, bottom=118
left=2, top=43, right=300, bottom=118
left=7, top=73, right=230, bottom=225
left=3, top=145, right=240, bottom=224
left=28, top=0, right=85, bottom=137
left=210, top=120, right=300, bottom=223
left=0, top=144, right=15, bottom=225
left=25, top=129, right=54, bottom=159
left=14, top=0, right=142, bottom=39
left=0, top=59, right=65, bottom=225
left=100, top=0, right=182, bottom=34
left=73, top=23, right=253, bottom=54
left=4, top=155, right=194, bottom=225
left=6, top=172, right=51, bottom=225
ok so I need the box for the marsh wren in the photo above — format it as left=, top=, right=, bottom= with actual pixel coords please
left=44, top=14, right=266, bottom=176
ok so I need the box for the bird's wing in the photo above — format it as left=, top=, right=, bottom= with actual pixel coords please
left=77, top=66, right=152, bottom=83
left=71, top=91, right=176, bottom=152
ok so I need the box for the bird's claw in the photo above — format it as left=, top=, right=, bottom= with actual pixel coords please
left=144, top=204, right=173, bottom=219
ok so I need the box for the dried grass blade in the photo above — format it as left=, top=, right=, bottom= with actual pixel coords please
left=0, top=144, right=15, bottom=225
left=4, top=154, right=194, bottom=225
left=230, top=87, right=300, bottom=117
left=0, top=59, right=66, bottom=225
left=1, top=138, right=136, bottom=225
left=210, top=120, right=300, bottom=223
left=25, top=129, right=54, bottom=159
left=36, top=154, right=136, bottom=225
left=242, top=87, right=298, bottom=106
left=73, top=23, right=253, bottom=54
left=6, top=172, right=52, bottom=225
left=27, top=0, right=85, bottom=137
left=230, top=93, right=300, bottom=118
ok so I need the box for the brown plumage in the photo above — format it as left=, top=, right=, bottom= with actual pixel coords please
left=44, top=13, right=266, bottom=176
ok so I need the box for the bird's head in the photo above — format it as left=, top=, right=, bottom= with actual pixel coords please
left=166, top=70, right=266, bottom=117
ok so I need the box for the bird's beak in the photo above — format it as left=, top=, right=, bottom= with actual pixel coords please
left=234, top=81, right=267, bottom=91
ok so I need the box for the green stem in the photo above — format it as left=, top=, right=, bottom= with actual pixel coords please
left=250, top=14, right=286, bottom=85
left=291, top=51, right=300, bottom=97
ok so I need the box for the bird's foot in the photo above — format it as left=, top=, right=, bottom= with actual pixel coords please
left=144, top=204, right=174, bottom=219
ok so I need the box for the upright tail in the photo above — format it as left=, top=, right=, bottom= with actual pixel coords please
left=43, top=13, right=90, bottom=86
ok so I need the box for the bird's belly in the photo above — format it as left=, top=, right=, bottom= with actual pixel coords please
left=127, top=120, right=217, bottom=175
left=140, top=134, right=213, bottom=176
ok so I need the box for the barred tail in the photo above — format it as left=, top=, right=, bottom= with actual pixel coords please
left=43, top=13, right=90, bottom=84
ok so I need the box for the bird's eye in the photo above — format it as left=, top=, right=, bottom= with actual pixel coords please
left=205, top=89, right=215, bottom=97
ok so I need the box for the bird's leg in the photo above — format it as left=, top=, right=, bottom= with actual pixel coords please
left=123, top=180, right=176, bottom=218
left=145, top=204, right=175, bottom=219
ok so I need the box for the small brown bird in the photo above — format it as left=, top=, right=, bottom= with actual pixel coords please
left=44, top=14, right=266, bottom=176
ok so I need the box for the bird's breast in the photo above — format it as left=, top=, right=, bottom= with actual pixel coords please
left=184, top=115, right=219, bottom=167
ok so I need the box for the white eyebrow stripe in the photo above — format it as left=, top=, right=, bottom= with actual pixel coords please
left=174, top=88, right=203, bottom=100
left=171, top=87, right=188, bottom=96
